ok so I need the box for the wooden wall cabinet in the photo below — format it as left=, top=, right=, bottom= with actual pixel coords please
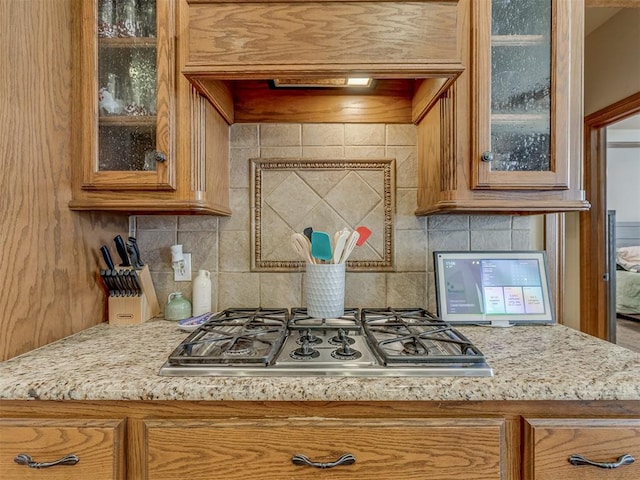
left=70, top=0, right=230, bottom=215
left=417, top=0, right=590, bottom=215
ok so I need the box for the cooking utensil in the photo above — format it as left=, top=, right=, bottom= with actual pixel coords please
left=111, top=270, right=125, bottom=296
left=303, top=227, right=313, bottom=242
left=129, top=269, right=143, bottom=296
left=99, top=269, right=112, bottom=296
left=128, top=236, right=145, bottom=267
left=291, top=233, right=315, bottom=264
left=100, top=245, right=115, bottom=270
left=101, top=269, right=115, bottom=296
left=332, top=229, right=350, bottom=264
left=338, top=230, right=360, bottom=264
left=355, top=226, right=372, bottom=246
left=121, top=269, right=134, bottom=296
left=311, top=231, right=332, bottom=263
left=126, top=241, right=142, bottom=269
left=113, top=235, right=131, bottom=267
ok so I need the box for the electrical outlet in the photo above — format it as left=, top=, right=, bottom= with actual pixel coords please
left=174, top=253, right=192, bottom=281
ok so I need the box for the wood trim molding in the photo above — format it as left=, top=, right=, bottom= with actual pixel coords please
left=581, top=91, right=640, bottom=339
left=607, top=141, right=640, bottom=148
left=545, top=214, right=564, bottom=325
left=586, top=0, right=640, bottom=7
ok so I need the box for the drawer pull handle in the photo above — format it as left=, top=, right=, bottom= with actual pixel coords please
left=569, top=453, right=635, bottom=469
left=292, top=453, right=356, bottom=469
left=14, top=453, right=79, bottom=469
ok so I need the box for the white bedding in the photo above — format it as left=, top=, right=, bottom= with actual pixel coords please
left=617, top=245, right=640, bottom=272
left=616, top=269, right=640, bottom=314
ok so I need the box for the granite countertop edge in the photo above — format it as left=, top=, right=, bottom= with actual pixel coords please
left=1, top=320, right=639, bottom=402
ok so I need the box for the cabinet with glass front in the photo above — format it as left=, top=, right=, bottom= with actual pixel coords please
left=472, top=0, right=573, bottom=190
left=416, top=0, right=588, bottom=215
left=78, top=0, right=174, bottom=191
left=71, top=0, right=230, bottom=215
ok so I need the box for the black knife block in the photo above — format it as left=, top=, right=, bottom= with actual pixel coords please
left=106, top=265, right=160, bottom=326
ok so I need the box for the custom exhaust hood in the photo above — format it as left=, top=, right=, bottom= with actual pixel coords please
left=180, top=0, right=463, bottom=124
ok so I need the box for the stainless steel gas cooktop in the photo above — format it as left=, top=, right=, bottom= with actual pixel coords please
left=159, top=308, right=493, bottom=377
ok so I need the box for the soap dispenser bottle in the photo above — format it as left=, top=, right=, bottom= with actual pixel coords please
left=192, top=270, right=212, bottom=316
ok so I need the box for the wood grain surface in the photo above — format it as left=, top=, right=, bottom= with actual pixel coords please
left=0, top=0, right=128, bottom=360
left=144, top=417, right=504, bottom=479
left=0, top=418, right=125, bottom=480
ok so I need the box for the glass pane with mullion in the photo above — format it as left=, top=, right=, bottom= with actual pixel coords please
left=98, top=125, right=157, bottom=171
left=492, top=0, right=551, bottom=37
left=97, top=43, right=157, bottom=172
left=490, top=0, right=551, bottom=172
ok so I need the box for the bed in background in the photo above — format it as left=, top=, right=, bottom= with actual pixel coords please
left=615, top=222, right=640, bottom=321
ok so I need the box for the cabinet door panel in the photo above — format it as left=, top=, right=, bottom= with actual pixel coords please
left=524, top=418, right=640, bottom=480
left=472, top=0, right=572, bottom=190
left=144, top=418, right=505, bottom=480
left=0, top=418, right=125, bottom=480
left=79, top=0, right=175, bottom=191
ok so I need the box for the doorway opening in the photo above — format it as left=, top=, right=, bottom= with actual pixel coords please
left=580, top=92, right=640, bottom=348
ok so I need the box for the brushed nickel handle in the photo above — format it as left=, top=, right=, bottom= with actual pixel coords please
left=154, top=151, right=166, bottom=163
left=292, top=453, right=356, bottom=469
left=481, top=151, right=494, bottom=162
left=569, top=453, right=634, bottom=469
left=14, top=453, right=79, bottom=469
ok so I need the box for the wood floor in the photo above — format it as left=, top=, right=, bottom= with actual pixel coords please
left=617, top=316, right=640, bottom=353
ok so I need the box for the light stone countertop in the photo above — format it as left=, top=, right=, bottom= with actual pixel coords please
left=1, top=319, right=639, bottom=402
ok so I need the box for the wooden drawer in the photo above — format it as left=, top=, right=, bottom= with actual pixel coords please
left=0, top=418, right=125, bottom=480
left=524, top=418, right=640, bottom=480
left=144, top=417, right=505, bottom=480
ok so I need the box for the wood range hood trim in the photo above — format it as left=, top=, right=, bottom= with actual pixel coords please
left=186, top=74, right=462, bottom=125
left=180, top=0, right=464, bottom=124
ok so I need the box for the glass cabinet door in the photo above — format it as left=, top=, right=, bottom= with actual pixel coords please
left=82, top=0, right=174, bottom=190
left=472, top=0, right=570, bottom=190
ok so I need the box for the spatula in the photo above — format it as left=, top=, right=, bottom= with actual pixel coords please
left=303, top=227, right=313, bottom=242
left=332, top=229, right=350, bottom=264
left=338, top=230, right=360, bottom=264
left=355, top=226, right=372, bottom=246
left=311, top=231, right=332, bottom=263
left=291, top=233, right=315, bottom=264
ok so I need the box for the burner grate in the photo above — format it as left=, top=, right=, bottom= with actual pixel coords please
left=289, top=307, right=360, bottom=331
left=167, top=308, right=288, bottom=366
left=361, top=308, right=487, bottom=365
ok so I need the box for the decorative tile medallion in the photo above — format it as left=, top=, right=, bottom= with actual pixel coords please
left=251, top=159, right=395, bottom=271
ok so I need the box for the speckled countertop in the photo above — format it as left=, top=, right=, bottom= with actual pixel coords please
left=1, top=320, right=639, bottom=402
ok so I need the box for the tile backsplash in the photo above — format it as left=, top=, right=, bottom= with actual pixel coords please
left=133, top=123, right=532, bottom=314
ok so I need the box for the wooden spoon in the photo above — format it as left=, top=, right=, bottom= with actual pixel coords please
left=291, top=233, right=314, bottom=264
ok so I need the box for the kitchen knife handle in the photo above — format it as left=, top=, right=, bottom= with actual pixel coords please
left=128, top=237, right=145, bottom=266
left=126, top=242, right=141, bottom=270
left=111, top=270, right=125, bottom=297
left=113, top=235, right=131, bottom=267
left=100, top=245, right=115, bottom=270
left=129, top=270, right=143, bottom=296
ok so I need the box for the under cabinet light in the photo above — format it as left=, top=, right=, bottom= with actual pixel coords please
left=271, top=77, right=373, bottom=89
